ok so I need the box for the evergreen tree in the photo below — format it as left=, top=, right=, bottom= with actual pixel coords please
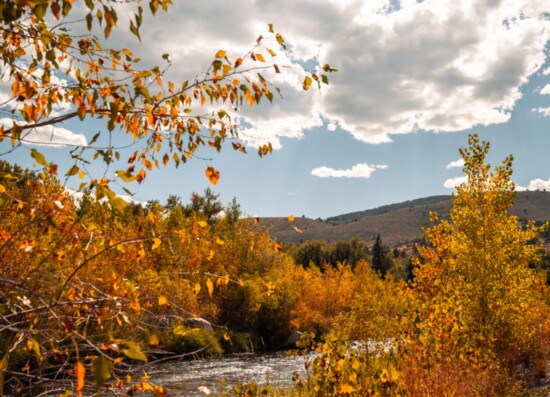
left=371, top=234, right=391, bottom=278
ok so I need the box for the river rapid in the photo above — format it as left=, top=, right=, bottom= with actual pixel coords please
left=148, top=351, right=311, bottom=396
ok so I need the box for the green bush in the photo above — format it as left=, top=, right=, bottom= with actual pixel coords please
left=164, top=328, right=223, bottom=358
left=219, top=330, right=259, bottom=354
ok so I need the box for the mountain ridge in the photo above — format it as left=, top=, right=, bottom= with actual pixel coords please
left=257, top=191, right=550, bottom=247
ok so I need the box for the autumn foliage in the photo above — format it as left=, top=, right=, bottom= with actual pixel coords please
left=289, top=135, right=550, bottom=397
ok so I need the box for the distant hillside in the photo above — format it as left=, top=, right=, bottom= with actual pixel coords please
left=258, top=191, right=550, bottom=247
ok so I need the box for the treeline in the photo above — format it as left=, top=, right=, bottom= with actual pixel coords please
left=284, top=235, right=412, bottom=281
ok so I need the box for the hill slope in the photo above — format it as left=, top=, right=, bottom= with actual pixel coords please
left=258, top=191, right=550, bottom=247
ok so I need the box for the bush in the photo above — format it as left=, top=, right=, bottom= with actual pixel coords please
left=164, top=328, right=223, bottom=358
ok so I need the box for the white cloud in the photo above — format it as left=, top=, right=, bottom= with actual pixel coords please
left=516, top=178, right=550, bottom=191
left=443, top=176, right=467, bottom=189
left=311, top=163, right=387, bottom=178
left=446, top=158, right=465, bottom=169
left=532, top=107, right=550, bottom=117
left=543, top=67, right=550, bottom=76
left=0, top=119, right=87, bottom=147
left=540, top=84, right=550, bottom=95
left=322, top=0, right=550, bottom=143
left=13, top=0, right=547, bottom=149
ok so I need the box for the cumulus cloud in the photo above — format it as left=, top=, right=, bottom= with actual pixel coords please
left=446, top=158, right=465, bottom=169
left=0, top=119, right=87, bottom=147
left=13, top=0, right=546, bottom=149
left=324, top=0, right=550, bottom=143
left=516, top=178, right=550, bottom=191
left=311, top=163, right=387, bottom=178
left=540, top=84, right=550, bottom=95
left=443, top=176, right=468, bottom=189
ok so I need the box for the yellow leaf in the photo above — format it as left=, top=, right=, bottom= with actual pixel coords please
left=205, top=166, right=220, bottom=186
left=380, top=368, right=389, bottom=383
left=223, top=333, right=231, bottom=341
left=288, top=214, right=295, bottom=222
left=31, top=149, right=48, bottom=167
left=197, top=221, right=207, bottom=228
left=137, top=248, right=146, bottom=261
left=0, top=184, right=5, bottom=193
left=193, top=283, right=201, bottom=295
left=340, top=384, right=354, bottom=393
left=215, top=236, right=224, bottom=245
left=207, top=250, right=215, bottom=261
left=151, top=238, right=161, bottom=250
left=206, top=278, right=214, bottom=297
left=303, top=75, right=312, bottom=91
left=215, top=49, right=226, bottom=58
left=75, top=361, right=85, bottom=397
left=173, top=325, right=187, bottom=336
left=158, top=296, right=168, bottom=306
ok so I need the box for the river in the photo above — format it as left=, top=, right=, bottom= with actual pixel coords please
left=148, top=351, right=311, bottom=396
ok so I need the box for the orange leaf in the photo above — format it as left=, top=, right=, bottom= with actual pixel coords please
left=151, top=238, right=161, bottom=250
left=205, top=167, right=220, bottom=186
left=234, top=57, right=243, bottom=68
left=158, top=296, right=168, bottom=306
left=75, top=361, right=85, bottom=397
left=255, top=53, right=266, bottom=62
left=288, top=214, right=295, bottom=222
left=215, top=49, right=226, bottom=58
left=149, top=334, right=159, bottom=347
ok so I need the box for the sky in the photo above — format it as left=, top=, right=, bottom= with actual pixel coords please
left=2, top=0, right=550, bottom=219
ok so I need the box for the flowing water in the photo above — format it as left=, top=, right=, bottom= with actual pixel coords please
left=148, top=352, right=311, bottom=396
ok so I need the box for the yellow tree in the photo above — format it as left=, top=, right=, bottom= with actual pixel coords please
left=405, top=134, right=550, bottom=395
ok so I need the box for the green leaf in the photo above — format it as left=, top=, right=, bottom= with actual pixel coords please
left=130, top=21, right=141, bottom=41
left=120, top=340, right=147, bottom=362
left=91, top=356, right=113, bottom=389
left=109, top=196, right=127, bottom=215
left=212, top=60, right=223, bottom=72
left=33, top=4, right=47, bottom=19
left=31, top=149, right=48, bottom=167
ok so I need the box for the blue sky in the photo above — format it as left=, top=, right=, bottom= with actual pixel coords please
left=2, top=0, right=550, bottom=219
